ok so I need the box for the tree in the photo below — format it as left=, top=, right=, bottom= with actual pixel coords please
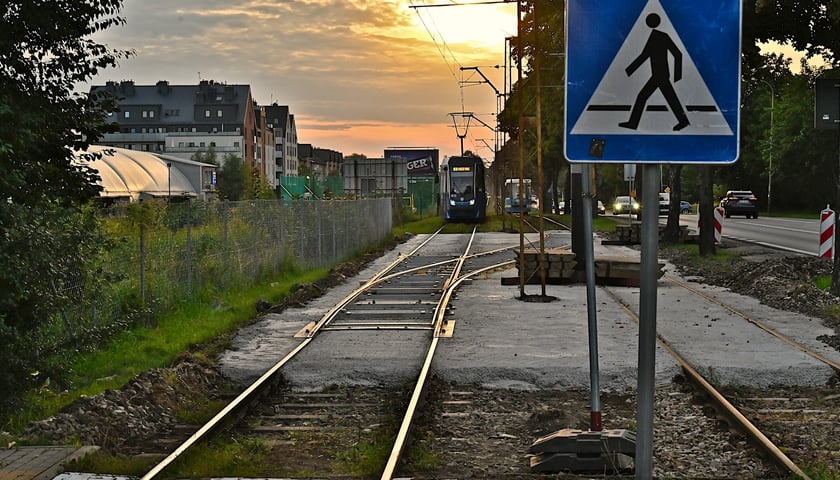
left=215, top=154, right=249, bottom=201
left=191, top=146, right=219, bottom=165
left=0, top=1, right=131, bottom=409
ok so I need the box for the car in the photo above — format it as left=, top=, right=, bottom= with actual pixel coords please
left=597, top=200, right=606, bottom=215
left=612, top=195, right=640, bottom=216
left=679, top=200, right=692, bottom=214
left=720, top=190, right=758, bottom=218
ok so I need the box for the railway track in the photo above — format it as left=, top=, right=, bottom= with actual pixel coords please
left=127, top=228, right=839, bottom=479
left=603, top=273, right=840, bottom=480
left=137, top=226, right=523, bottom=480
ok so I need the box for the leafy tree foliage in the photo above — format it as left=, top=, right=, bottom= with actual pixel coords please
left=216, top=154, right=250, bottom=201
left=500, top=0, right=840, bottom=221
left=0, top=1, right=130, bottom=410
left=191, top=146, right=219, bottom=165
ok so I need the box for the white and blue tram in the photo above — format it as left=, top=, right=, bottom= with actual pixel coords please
left=504, top=178, right=534, bottom=214
left=442, top=156, right=487, bottom=221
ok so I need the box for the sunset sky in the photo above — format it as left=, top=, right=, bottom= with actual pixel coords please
left=86, top=0, right=518, bottom=161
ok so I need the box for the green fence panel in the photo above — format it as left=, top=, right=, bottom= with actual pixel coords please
left=407, top=176, right=438, bottom=214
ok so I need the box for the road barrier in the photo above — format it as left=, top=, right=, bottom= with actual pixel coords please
left=714, top=206, right=724, bottom=244
left=820, top=205, right=834, bottom=258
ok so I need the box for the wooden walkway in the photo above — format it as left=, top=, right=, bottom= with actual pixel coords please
left=0, top=446, right=97, bottom=480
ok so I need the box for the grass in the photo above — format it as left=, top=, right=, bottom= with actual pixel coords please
left=395, top=210, right=615, bottom=236
left=10, top=268, right=328, bottom=434
left=20, top=210, right=840, bottom=478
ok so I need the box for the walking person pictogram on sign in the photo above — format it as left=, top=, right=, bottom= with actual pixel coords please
left=618, top=13, right=690, bottom=132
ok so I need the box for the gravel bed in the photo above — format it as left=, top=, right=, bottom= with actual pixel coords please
left=14, top=236, right=840, bottom=478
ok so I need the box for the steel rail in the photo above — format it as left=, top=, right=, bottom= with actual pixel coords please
left=305, top=226, right=446, bottom=336
left=139, top=227, right=448, bottom=480
left=140, top=337, right=311, bottom=480
left=667, top=275, right=840, bottom=373
left=380, top=226, right=478, bottom=479
left=141, top=227, right=524, bottom=480
left=602, top=287, right=812, bottom=480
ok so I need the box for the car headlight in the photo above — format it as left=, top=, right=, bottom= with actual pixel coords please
left=449, top=199, right=456, bottom=206
left=469, top=199, right=475, bottom=205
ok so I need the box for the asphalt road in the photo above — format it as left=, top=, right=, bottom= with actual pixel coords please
left=678, top=213, right=820, bottom=256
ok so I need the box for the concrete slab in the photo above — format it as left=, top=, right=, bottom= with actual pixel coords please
left=218, top=232, right=840, bottom=392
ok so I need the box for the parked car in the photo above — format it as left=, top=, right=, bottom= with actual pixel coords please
left=720, top=190, right=758, bottom=218
left=612, top=196, right=640, bottom=215
left=597, top=200, right=606, bottom=215
left=679, top=200, right=692, bottom=214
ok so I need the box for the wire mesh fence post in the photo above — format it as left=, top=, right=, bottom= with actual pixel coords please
left=139, top=222, right=146, bottom=305
left=317, top=201, right=323, bottom=264
left=186, top=199, right=193, bottom=295
left=223, top=201, right=230, bottom=289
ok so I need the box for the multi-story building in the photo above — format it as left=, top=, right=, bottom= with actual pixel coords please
left=91, top=79, right=259, bottom=170
left=253, top=103, right=276, bottom=186
left=299, top=144, right=343, bottom=177
left=264, top=104, right=299, bottom=179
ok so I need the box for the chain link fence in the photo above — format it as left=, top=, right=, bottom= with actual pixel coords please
left=63, top=198, right=394, bottom=336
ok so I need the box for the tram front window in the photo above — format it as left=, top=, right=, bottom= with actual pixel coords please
left=450, top=176, right=474, bottom=200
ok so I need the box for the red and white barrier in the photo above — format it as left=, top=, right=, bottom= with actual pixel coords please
left=819, top=205, right=835, bottom=258
left=713, top=206, right=724, bottom=244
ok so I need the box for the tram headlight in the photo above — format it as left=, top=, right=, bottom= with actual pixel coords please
left=449, top=199, right=456, bottom=206
left=469, top=199, right=475, bottom=205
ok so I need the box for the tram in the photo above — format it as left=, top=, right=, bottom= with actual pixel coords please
left=442, top=156, right=487, bottom=222
left=503, top=178, right=534, bottom=214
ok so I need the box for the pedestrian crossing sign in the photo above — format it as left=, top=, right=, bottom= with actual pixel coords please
left=565, top=0, right=742, bottom=163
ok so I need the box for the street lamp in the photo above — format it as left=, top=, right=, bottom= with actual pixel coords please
left=761, top=79, right=774, bottom=213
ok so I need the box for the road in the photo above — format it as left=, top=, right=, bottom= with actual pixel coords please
left=678, top=214, right=821, bottom=256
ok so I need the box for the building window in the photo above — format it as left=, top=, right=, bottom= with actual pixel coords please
left=217, top=110, right=223, bottom=118
left=188, top=142, right=195, bottom=147
left=210, top=142, right=216, bottom=147
left=200, top=142, right=205, bottom=147
left=149, top=110, right=155, bottom=118
left=124, top=111, right=130, bottom=119
left=142, top=111, right=148, bottom=118
left=234, top=141, right=240, bottom=148
left=179, top=142, right=185, bottom=147
left=204, top=109, right=211, bottom=118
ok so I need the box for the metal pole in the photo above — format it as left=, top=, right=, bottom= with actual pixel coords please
left=761, top=80, right=774, bottom=213
left=580, top=164, right=601, bottom=431
left=534, top=0, right=547, bottom=295
left=636, top=164, right=660, bottom=479
left=516, top=0, right=525, bottom=297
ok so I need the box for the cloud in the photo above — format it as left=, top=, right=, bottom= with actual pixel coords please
left=88, top=0, right=514, bottom=157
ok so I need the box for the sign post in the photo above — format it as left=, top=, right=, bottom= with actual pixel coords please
left=561, top=0, right=742, bottom=478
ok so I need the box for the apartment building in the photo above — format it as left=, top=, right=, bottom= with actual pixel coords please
left=91, top=80, right=285, bottom=171
left=264, top=104, right=300, bottom=179
left=299, top=144, right=343, bottom=177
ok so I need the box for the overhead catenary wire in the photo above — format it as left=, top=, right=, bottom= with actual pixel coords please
left=410, top=0, right=511, bottom=150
